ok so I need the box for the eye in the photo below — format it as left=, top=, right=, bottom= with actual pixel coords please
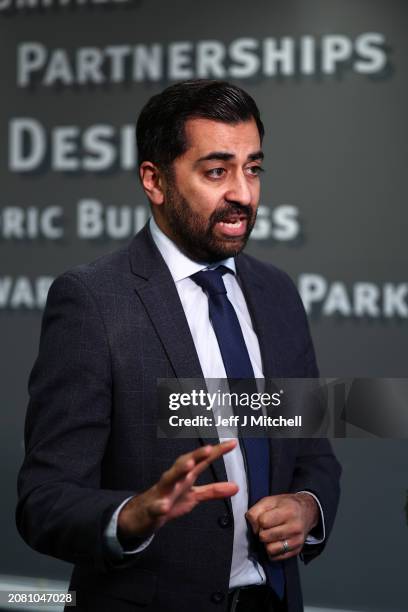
left=206, top=167, right=226, bottom=178
left=246, top=165, right=264, bottom=177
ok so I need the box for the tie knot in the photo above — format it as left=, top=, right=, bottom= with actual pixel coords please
left=191, top=266, right=229, bottom=296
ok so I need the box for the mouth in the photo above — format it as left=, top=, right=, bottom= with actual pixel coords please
left=214, top=214, right=249, bottom=238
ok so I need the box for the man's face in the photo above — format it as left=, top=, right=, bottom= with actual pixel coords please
left=157, top=117, right=263, bottom=262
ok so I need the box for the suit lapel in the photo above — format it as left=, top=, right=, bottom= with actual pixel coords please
left=236, top=254, right=284, bottom=492
left=235, top=254, right=276, bottom=379
left=128, top=225, right=229, bottom=488
left=129, top=225, right=203, bottom=379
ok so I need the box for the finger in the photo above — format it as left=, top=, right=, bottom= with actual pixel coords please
left=257, top=508, right=288, bottom=531
left=267, top=548, right=301, bottom=561
left=190, top=440, right=237, bottom=479
left=246, top=496, right=282, bottom=533
left=164, top=442, right=239, bottom=507
left=259, top=523, right=299, bottom=544
left=196, top=440, right=237, bottom=467
left=193, top=482, right=239, bottom=502
left=177, top=442, right=235, bottom=476
left=149, top=482, right=239, bottom=521
left=245, top=497, right=283, bottom=534
left=265, top=536, right=304, bottom=560
left=158, top=441, right=237, bottom=495
left=158, top=445, right=214, bottom=492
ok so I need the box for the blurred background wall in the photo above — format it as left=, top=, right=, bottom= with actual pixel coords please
left=0, top=1, right=407, bottom=610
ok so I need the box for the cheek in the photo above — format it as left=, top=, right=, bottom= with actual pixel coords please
left=250, top=181, right=261, bottom=202
left=185, top=185, right=221, bottom=216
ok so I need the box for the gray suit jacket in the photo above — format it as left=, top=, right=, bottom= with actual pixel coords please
left=17, top=224, right=341, bottom=612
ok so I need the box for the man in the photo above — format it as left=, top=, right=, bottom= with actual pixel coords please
left=17, top=80, right=341, bottom=612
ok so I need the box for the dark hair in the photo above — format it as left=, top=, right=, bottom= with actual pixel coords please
left=136, top=80, right=264, bottom=170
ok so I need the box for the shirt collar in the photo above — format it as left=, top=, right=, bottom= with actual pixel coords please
left=149, top=216, right=236, bottom=282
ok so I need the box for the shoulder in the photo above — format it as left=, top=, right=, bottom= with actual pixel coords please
left=71, top=243, right=130, bottom=282
left=49, top=223, right=158, bottom=299
left=54, top=234, right=136, bottom=289
left=40, top=244, right=138, bottom=330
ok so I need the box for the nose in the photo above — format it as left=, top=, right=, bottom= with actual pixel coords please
left=224, top=171, right=252, bottom=207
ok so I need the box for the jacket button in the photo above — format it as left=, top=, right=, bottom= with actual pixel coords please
left=211, top=592, right=225, bottom=604
left=218, top=514, right=231, bottom=528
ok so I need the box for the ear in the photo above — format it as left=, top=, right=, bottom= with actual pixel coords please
left=139, top=161, right=165, bottom=206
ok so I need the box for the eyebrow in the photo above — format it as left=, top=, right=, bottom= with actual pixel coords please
left=195, top=150, right=264, bottom=164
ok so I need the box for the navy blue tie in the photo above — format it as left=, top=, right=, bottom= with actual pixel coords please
left=191, top=266, right=285, bottom=600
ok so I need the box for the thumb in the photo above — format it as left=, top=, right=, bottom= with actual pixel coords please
left=245, top=509, right=259, bottom=534
left=246, top=496, right=277, bottom=534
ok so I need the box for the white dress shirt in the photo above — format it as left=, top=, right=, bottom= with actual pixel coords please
left=105, top=216, right=324, bottom=587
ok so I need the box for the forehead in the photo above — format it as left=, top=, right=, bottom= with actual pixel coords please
left=182, top=117, right=261, bottom=159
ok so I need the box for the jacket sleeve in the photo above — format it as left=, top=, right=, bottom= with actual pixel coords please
left=16, top=272, right=135, bottom=571
left=286, top=272, right=342, bottom=563
left=290, top=437, right=342, bottom=564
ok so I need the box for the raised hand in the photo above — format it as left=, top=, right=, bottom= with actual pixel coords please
left=118, top=441, right=238, bottom=543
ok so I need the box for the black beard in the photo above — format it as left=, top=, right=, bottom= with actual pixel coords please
left=163, top=184, right=257, bottom=263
